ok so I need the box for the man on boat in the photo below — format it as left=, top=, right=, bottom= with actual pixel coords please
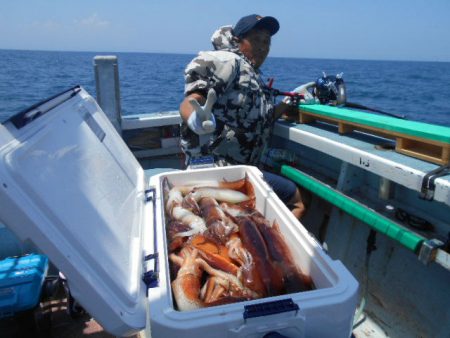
left=179, top=14, right=305, bottom=219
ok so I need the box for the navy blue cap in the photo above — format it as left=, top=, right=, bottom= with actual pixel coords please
left=233, top=14, right=280, bottom=38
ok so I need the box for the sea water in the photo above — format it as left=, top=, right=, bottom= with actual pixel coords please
left=0, top=49, right=449, bottom=126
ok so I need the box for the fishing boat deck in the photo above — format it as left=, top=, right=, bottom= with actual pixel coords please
left=1, top=276, right=150, bottom=338
left=121, top=111, right=450, bottom=201
left=0, top=292, right=141, bottom=338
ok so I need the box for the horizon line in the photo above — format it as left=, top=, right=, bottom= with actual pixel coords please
left=1, top=47, right=449, bottom=64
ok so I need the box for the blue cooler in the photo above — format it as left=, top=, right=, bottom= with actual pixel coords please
left=0, top=254, right=48, bottom=318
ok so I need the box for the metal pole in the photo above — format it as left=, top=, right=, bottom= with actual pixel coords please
left=93, top=55, right=122, bottom=134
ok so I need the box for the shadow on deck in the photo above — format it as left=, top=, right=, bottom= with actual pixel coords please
left=0, top=287, right=140, bottom=338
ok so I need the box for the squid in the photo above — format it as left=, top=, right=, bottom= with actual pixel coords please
left=163, top=177, right=207, bottom=237
left=230, top=209, right=314, bottom=292
left=191, top=234, right=240, bottom=275
left=235, top=216, right=284, bottom=297
left=167, top=221, right=191, bottom=252
left=226, top=236, right=266, bottom=297
left=181, top=174, right=255, bottom=206
left=170, top=247, right=203, bottom=311
left=163, top=176, right=253, bottom=238
left=173, top=174, right=250, bottom=195
left=170, top=246, right=259, bottom=311
left=164, top=174, right=314, bottom=312
left=199, top=197, right=238, bottom=244
left=186, top=187, right=249, bottom=204
left=254, top=220, right=314, bottom=292
left=200, top=276, right=251, bottom=306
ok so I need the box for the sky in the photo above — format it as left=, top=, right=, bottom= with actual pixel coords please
left=0, top=0, right=449, bottom=62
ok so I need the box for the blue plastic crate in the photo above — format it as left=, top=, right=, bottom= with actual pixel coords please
left=0, top=254, right=48, bottom=318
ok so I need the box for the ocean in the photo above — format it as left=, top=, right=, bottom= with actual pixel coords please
left=0, top=49, right=449, bottom=126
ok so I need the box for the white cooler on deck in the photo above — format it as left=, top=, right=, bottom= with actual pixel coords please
left=0, top=87, right=358, bottom=338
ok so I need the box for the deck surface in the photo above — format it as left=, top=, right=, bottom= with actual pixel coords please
left=0, top=288, right=141, bottom=338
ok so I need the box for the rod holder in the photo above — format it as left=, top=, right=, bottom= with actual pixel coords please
left=378, top=177, right=393, bottom=200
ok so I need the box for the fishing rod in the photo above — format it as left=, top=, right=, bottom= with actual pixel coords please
left=269, top=73, right=406, bottom=120
left=344, top=101, right=406, bottom=119
left=267, top=78, right=305, bottom=105
left=315, top=73, right=406, bottom=119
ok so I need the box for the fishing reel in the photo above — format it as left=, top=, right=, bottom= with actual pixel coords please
left=267, top=74, right=346, bottom=107
left=315, top=72, right=347, bottom=106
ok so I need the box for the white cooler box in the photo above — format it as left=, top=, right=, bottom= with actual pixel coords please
left=0, top=87, right=358, bottom=338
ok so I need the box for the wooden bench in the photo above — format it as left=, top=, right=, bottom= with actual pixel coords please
left=298, top=104, right=450, bottom=165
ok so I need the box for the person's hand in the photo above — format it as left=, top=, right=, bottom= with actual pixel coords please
left=274, top=102, right=299, bottom=122
left=187, top=88, right=217, bottom=135
left=284, top=82, right=318, bottom=105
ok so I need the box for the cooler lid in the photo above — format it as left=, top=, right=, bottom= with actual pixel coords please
left=0, top=87, right=148, bottom=336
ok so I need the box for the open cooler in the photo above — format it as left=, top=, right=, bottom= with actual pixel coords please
left=0, top=86, right=358, bottom=337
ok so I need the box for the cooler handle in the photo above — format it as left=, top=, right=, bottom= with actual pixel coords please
left=143, top=188, right=159, bottom=290
left=7, top=86, right=81, bottom=129
left=243, top=298, right=299, bottom=321
left=0, top=287, right=18, bottom=313
left=263, top=332, right=290, bottom=338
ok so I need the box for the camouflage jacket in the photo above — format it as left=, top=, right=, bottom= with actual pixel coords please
left=180, top=26, right=276, bottom=166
